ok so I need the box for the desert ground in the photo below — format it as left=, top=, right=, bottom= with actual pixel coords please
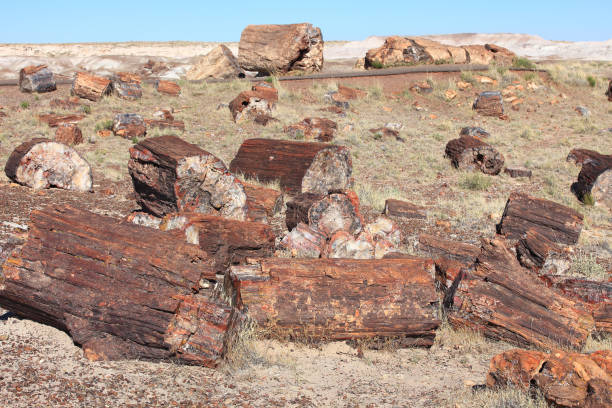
left=0, top=34, right=611, bottom=407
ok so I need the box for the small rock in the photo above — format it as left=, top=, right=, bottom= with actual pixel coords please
left=574, top=106, right=590, bottom=117
left=504, top=166, right=532, bottom=178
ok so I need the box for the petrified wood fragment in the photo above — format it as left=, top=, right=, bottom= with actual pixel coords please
left=71, top=72, right=111, bottom=101
left=496, top=192, right=583, bottom=245
left=112, top=113, right=147, bottom=139
left=230, top=138, right=352, bottom=195
left=19, top=65, right=56, bottom=93
left=229, top=257, right=440, bottom=345
left=0, top=205, right=238, bottom=366
left=473, top=91, right=504, bottom=117
left=4, top=138, right=92, bottom=192
left=384, top=199, right=427, bottom=219
left=54, top=123, right=83, bottom=145
left=445, top=135, right=504, bottom=175
left=155, top=80, right=181, bottom=96
left=128, top=135, right=247, bottom=219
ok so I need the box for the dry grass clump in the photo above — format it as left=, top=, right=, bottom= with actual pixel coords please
left=456, top=387, right=548, bottom=408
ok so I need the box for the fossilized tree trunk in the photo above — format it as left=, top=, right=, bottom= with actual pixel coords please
left=71, top=72, right=111, bottom=101
left=444, top=135, right=504, bottom=175
left=19, top=65, right=56, bottom=93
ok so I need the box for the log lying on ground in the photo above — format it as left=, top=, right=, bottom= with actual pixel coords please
left=515, top=228, right=562, bottom=271
left=112, top=113, right=146, bottom=138
left=19, top=65, right=56, bottom=93
left=238, top=23, right=323, bottom=74
left=496, top=192, right=583, bottom=245
left=242, top=183, right=283, bottom=223
left=159, top=212, right=275, bottom=275
left=444, top=238, right=595, bottom=349
left=54, top=124, right=83, bottom=145
left=128, top=135, right=247, bottom=219
left=308, top=192, right=363, bottom=236
left=0, top=205, right=240, bottom=366
left=487, top=349, right=612, bottom=408
left=71, top=72, right=111, bottom=101
left=229, top=257, right=440, bottom=345
left=4, top=138, right=92, bottom=192
left=230, top=138, right=353, bottom=195
left=39, top=113, right=85, bottom=127
left=444, top=135, right=504, bottom=175
left=606, top=79, right=612, bottom=101
left=473, top=91, right=504, bottom=117
left=418, top=234, right=480, bottom=264
left=228, top=84, right=278, bottom=122
left=567, top=148, right=611, bottom=166
left=111, top=72, right=142, bottom=100
left=155, top=80, right=180, bottom=96
left=571, top=156, right=612, bottom=204
left=284, top=117, right=337, bottom=142
left=590, top=169, right=612, bottom=208
left=384, top=199, right=427, bottom=219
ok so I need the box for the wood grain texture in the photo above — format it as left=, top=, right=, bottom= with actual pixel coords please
left=71, top=72, right=111, bottom=101
left=445, top=135, right=504, bottom=175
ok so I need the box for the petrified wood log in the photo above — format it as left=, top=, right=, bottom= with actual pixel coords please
left=590, top=169, right=612, bottom=208
left=4, top=138, right=92, bottom=192
left=325, top=231, right=374, bottom=259
left=54, top=124, right=83, bottom=145
left=567, top=148, right=611, bottom=166
left=445, top=135, right=504, bottom=175
left=444, top=238, right=594, bottom=349
left=39, top=113, right=85, bottom=127
left=496, top=192, right=583, bottom=245
left=286, top=192, right=326, bottom=231
left=572, top=159, right=612, bottom=204
left=487, top=349, right=612, bottom=408
left=238, top=23, right=323, bottom=74
left=284, top=117, right=337, bottom=142
left=71, top=72, right=111, bottom=102
left=516, top=228, right=562, bottom=271
left=230, top=138, right=353, bottom=195
left=128, top=135, right=247, bottom=219
left=0, top=205, right=238, bottom=366
left=155, top=80, right=181, bottom=96
left=308, top=193, right=362, bottom=236
left=384, top=199, right=426, bottom=219
left=418, top=234, right=480, bottom=264
left=19, top=65, right=56, bottom=93
left=473, top=91, right=504, bottom=117
left=504, top=166, right=532, bottom=178
left=228, top=84, right=278, bottom=122
left=229, top=257, right=440, bottom=344
left=111, top=72, right=142, bottom=100
left=112, top=113, right=146, bottom=138
left=158, top=213, right=275, bottom=275
left=606, top=79, right=612, bottom=101
left=243, top=183, right=283, bottom=223
left=280, top=222, right=326, bottom=258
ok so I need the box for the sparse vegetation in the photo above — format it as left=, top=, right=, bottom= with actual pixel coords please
left=94, top=119, right=113, bottom=132
left=587, top=75, right=597, bottom=87
left=512, top=57, right=536, bottom=69
left=569, top=249, right=606, bottom=280
left=460, top=173, right=492, bottom=191
left=82, top=105, right=91, bottom=114
left=19, top=101, right=29, bottom=109
left=369, top=60, right=384, bottom=69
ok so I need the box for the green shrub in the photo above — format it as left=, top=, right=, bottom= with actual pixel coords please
left=582, top=192, right=595, bottom=206
left=587, top=75, right=597, bottom=87
left=460, top=173, right=492, bottom=191
left=94, top=119, right=113, bottom=132
left=369, top=60, right=384, bottom=69
left=512, top=57, right=536, bottom=69
left=82, top=105, right=92, bottom=115
left=20, top=101, right=29, bottom=109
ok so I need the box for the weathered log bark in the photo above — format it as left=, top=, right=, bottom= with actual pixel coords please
left=284, top=117, right=337, bottom=142
left=444, top=135, right=505, bottom=175
left=229, top=138, right=353, bottom=195
left=0, top=205, right=239, bottom=366
left=285, top=192, right=326, bottom=231
left=39, top=113, right=85, bottom=127
left=228, top=84, right=278, bottom=122
left=238, top=23, right=323, bottom=74
left=158, top=213, right=275, bottom=275
left=243, top=183, right=283, bottom=223
left=473, top=91, right=504, bottom=117
left=112, top=113, right=147, bottom=138
left=155, top=80, right=181, bottom=96
left=229, top=257, right=440, bottom=344
left=4, top=138, right=92, bottom=192
left=54, top=123, right=83, bottom=145
left=110, top=72, right=142, bottom=100
left=444, top=238, right=595, bottom=349
left=496, top=192, right=583, bottom=245
left=384, top=199, right=426, bottom=219
left=128, top=135, right=248, bottom=219
left=487, top=349, right=612, bottom=408
left=516, top=228, right=562, bottom=271
left=19, top=65, right=56, bottom=93
left=418, top=234, right=480, bottom=264
left=144, top=119, right=186, bottom=131
left=567, top=148, right=611, bottom=166
left=572, top=161, right=612, bottom=203
left=71, top=72, right=111, bottom=101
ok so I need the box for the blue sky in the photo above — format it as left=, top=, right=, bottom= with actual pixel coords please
left=2, top=1, right=610, bottom=43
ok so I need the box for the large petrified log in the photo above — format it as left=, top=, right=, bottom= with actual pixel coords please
left=473, top=91, right=504, bottom=117
left=110, top=72, right=142, bottom=100
left=0, top=205, right=238, bottom=366
left=229, top=257, right=441, bottom=345
left=4, top=138, right=92, bottom=192
left=444, top=238, right=595, bottom=349
left=238, top=23, right=323, bottom=74
left=128, top=135, right=247, bottom=219
left=112, top=113, right=147, bottom=138
left=185, top=44, right=245, bottom=80
left=444, top=135, right=504, bottom=175
left=158, top=213, right=275, bottom=275
left=71, top=72, right=111, bottom=101
left=230, top=138, right=353, bottom=195
left=364, top=37, right=468, bottom=68
left=496, top=192, right=583, bottom=245
left=284, top=117, right=337, bottom=142
left=487, top=349, right=612, bottom=408
left=418, top=234, right=480, bottom=264
left=19, top=65, right=56, bottom=93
